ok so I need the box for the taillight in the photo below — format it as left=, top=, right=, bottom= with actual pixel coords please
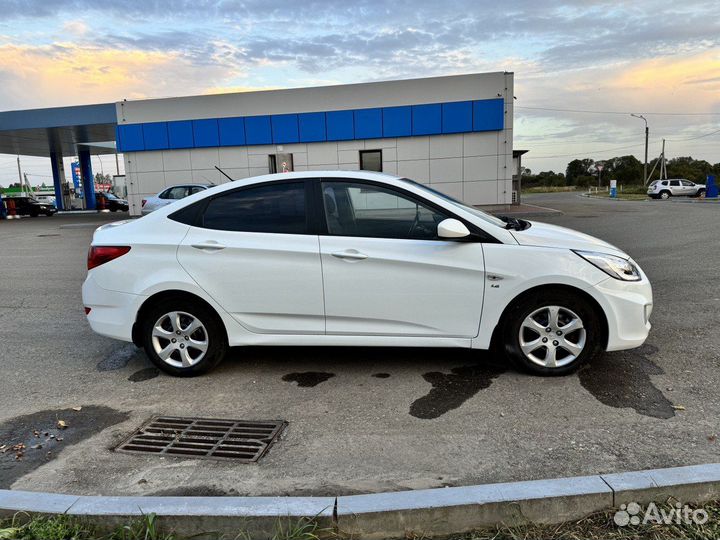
left=141, top=199, right=147, bottom=207
left=84, top=307, right=92, bottom=315
left=87, top=246, right=131, bottom=270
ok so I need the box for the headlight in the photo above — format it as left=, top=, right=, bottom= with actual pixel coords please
left=573, top=250, right=641, bottom=281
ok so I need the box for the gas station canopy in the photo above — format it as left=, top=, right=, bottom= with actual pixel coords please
left=0, top=102, right=118, bottom=157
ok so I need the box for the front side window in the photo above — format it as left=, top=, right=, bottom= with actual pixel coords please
left=201, top=182, right=306, bottom=234
left=681, top=180, right=693, bottom=186
left=359, top=150, right=382, bottom=172
left=321, top=181, right=448, bottom=240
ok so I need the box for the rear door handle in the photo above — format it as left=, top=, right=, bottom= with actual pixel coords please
left=331, top=250, right=368, bottom=260
left=191, top=241, right=226, bottom=251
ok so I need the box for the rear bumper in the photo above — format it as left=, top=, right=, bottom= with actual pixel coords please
left=592, top=276, right=653, bottom=351
left=82, top=274, right=145, bottom=342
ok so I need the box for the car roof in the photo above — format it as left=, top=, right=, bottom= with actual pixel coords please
left=165, top=183, right=214, bottom=187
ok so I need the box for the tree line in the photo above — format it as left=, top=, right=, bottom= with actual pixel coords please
left=523, top=156, right=720, bottom=187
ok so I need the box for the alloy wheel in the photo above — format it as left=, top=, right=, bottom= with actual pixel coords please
left=151, top=311, right=209, bottom=368
left=518, top=305, right=586, bottom=368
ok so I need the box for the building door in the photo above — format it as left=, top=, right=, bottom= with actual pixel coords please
left=269, top=153, right=294, bottom=173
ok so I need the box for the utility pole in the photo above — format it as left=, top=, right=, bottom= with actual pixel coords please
left=631, top=114, right=649, bottom=184
left=660, top=139, right=666, bottom=180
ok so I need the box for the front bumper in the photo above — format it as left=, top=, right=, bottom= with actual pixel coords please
left=82, top=274, right=145, bottom=342
left=592, top=275, right=653, bottom=351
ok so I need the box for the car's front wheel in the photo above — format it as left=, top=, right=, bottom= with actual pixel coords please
left=502, top=291, right=603, bottom=376
left=141, top=299, right=227, bottom=376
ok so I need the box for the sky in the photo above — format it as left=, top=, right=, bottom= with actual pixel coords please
left=0, top=0, right=719, bottom=185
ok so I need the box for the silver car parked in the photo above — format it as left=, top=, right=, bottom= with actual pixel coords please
left=647, top=179, right=705, bottom=199
left=141, top=183, right=213, bottom=215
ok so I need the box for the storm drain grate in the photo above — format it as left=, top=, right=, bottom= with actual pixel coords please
left=115, top=416, right=286, bottom=462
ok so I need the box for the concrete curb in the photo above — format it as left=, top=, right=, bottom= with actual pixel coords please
left=1, top=464, right=719, bottom=538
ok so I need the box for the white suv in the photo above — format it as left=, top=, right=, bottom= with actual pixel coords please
left=83, top=171, right=652, bottom=377
left=648, top=179, right=705, bottom=199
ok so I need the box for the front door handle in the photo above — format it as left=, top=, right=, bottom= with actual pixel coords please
left=331, top=250, right=368, bottom=261
left=191, top=241, right=226, bottom=251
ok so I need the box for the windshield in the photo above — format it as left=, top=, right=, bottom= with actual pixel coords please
left=104, top=192, right=118, bottom=199
left=401, top=178, right=506, bottom=228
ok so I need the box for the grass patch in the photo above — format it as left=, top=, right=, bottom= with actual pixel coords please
left=0, top=513, right=332, bottom=540
left=3, top=501, right=718, bottom=539
left=445, top=500, right=720, bottom=540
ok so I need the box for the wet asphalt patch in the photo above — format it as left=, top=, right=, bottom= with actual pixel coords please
left=0, top=405, right=129, bottom=488
left=372, top=373, right=391, bottom=378
left=282, top=372, right=335, bottom=387
left=578, top=344, right=676, bottom=419
left=410, top=363, right=507, bottom=419
left=97, top=344, right=145, bottom=371
left=128, top=367, right=160, bottom=382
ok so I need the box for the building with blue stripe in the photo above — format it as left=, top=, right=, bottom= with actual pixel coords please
left=0, top=72, right=515, bottom=214
left=117, top=72, right=514, bottom=215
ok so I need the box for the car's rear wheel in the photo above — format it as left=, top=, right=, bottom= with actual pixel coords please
left=141, top=299, right=227, bottom=376
left=502, top=291, right=603, bottom=376
left=659, top=191, right=671, bottom=200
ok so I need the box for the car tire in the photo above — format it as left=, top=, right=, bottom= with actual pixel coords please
left=659, top=191, right=671, bottom=200
left=141, top=298, right=227, bottom=377
left=698, top=189, right=706, bottom=198
left=110, top=207, right=117, bottom=212
left=502, top=290, right=603, bottom=376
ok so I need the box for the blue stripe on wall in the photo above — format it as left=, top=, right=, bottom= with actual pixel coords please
left=117, top=98, right=505, bottom=152
left=442, top=101, right=473, bottom=134
left=473, top=99, right=505, bottom=132
left=411, top=103, right=442, bottom=135
left=354, top=108, right=382, bottom=139
left=244, top=115, right=272, bottom=145
left=382, top=106, right=411, bottom=137
left=168, top=120, right=193, bottom=149
left=326, top=110, right=354, bottom=141
left=192, top=119, right=219, bottom=147
left=298, top=112, right=326, bottom=142
left=142, top=122, right=169, bottom=150
left=271, top=114, right=299, bottom=144
left=219, top=117, right=246, bottom=146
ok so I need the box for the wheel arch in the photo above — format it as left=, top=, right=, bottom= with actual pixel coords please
left=490, top=283, right=609, bottom=351
left=131, top=289, right=229, bottom=347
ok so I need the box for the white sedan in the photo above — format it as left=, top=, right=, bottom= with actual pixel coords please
left=141, top=183, right=213, bottom=215
left=82, top=171, right=652, bottom=377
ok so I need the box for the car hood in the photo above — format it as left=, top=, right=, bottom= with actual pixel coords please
left=510, top=221, right=628, bottom=257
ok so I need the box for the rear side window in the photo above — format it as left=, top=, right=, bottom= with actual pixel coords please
left=670, top=180, right=680, bottom=186
left=200, top=182, right=307, bottom=234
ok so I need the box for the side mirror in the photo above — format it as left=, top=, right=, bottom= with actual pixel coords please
left=437, top=218, right=471, bottom=239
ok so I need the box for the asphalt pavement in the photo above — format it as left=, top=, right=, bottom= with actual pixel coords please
left=0, top=194, right=718, bottom=497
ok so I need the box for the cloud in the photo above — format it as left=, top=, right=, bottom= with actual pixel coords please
left=0, top=0, right=718, bottom=172
left=0, top=43, right=251, bottom=108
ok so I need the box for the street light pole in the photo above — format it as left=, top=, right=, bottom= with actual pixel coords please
left=631, top=114, right=649, bottom=184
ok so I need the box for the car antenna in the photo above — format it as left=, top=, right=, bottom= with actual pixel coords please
left=214, top=165, right=235, bottom=182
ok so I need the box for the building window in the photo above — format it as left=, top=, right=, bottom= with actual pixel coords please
left=359, top=150, right=382, bottom=172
